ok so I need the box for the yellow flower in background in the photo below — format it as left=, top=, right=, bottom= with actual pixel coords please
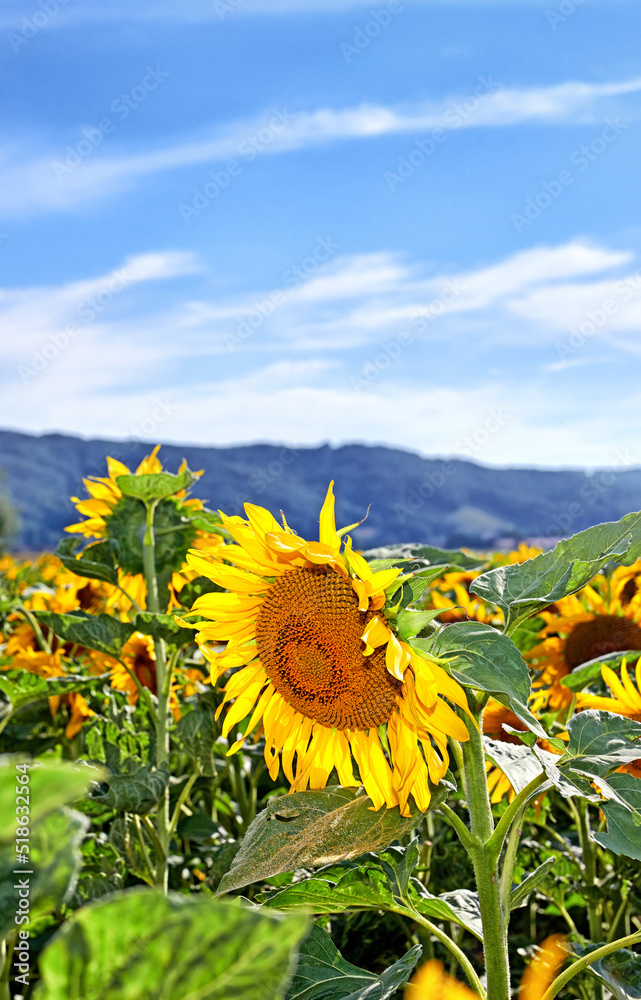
left=405, top=959, right=476, bottom=999
left=527, top=562, right=641, bottom=712
left=405, top=936, right=568, bottom=1000
left=186, top=482, right=472, bottom=816
left=519, top=935, right=569, bottom=1000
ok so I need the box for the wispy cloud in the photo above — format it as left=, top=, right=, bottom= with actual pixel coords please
left=2, top=77, right=640, bottom=217
left=2, top=237, right=640, bottom=466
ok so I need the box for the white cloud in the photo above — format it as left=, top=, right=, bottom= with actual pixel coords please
left=2, top=77, right=641, bottom=216
left=1, top=236, right=640, bottom=467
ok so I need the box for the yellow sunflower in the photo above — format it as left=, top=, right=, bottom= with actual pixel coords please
left=185, top=483, right=472, bottom=816
left=65, top=445, right=224, bottom=612
left=527, top=562, right=641, bottom=713
left=576, top=659, right=641, bottom=777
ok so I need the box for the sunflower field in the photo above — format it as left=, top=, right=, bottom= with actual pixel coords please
left=2, top=448, right=641, bottom=1000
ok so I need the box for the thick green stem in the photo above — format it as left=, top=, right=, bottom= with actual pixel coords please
left=393, top=905, right=486, bottom=998
left=461, top=711, right=511, bottom=1000
left=576, top=800, right=601, bottom=944
left=142, top=499, right=172, bottom=892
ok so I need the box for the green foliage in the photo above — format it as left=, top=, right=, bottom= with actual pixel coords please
left=425, top=621, right=552, bottom=742
left=55, top=536, right=119, bottom=585
left=105, top=494, right=197, bottom=578
left=36, top=610, right=135, bottom=656
left=217, top=787, right=425, bottom=895
left=470, top=510, right=641, bottom=633
left=33, top=889, right=309, bottom=1000
left=286, top=924, right=420, bottom=1000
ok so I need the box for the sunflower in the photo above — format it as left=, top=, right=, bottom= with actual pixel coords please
left=65, top=445, right=224, bottom=612
left=185, top=483, right=472, bottom=816
left=89, top=633, right=205, bottom=720
left=576, top=659, right=641, bottom=777
left=527, top=562, right=641, bottom=713
left=482, top=699, right=562, bottom=803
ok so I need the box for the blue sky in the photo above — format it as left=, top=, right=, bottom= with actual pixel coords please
left=1, top=0, right=639, bottom=469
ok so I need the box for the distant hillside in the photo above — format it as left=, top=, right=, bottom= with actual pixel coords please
left=0, top=429, right=640, bottom=552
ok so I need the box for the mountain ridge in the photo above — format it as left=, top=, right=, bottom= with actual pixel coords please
left=1, top=428, right=639, bottom=552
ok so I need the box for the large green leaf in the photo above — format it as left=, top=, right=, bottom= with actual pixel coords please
left=425, top=621, right=549, bottom=741
left=216, top=787, right=424, bottom=896
left=33, top=888, right=308, bottom=1000
left=55, top=537, right=118, bottom=586
left=563, top=711, right=641, bottom=774
left=470, top=512, right=641, bottom=634
left=286, top=924, right=420, bottom=1000
left=0, top=807, right=87, bottom=938
left=0, top=756, right=101, bottom=844
left=593, top=773, right=641, bottom=861
left=36, top=611, right=135, bottom=657
left=116, top=471, right=193, bottom=502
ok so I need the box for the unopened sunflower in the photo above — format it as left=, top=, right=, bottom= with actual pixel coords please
left=527, top=562, right=641, bottom=712
left=185, top=483, right=472, bottom=816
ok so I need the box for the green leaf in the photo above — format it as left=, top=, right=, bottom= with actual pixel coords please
left=483, top=738, right=546, bottom=795
left=216, top=786, right=424, bottom=896
left=575, top=943, right=641, bottom=1000
left=0, top=756, right=101, bottom=844
left=33, top=888, right=309, bottom=1000
left=172, top=700, right=219, bottom=776
left=396, top=608, right=444, bottom=640
left=0, top=806, right=87, bottom=938
left=593, top=773, right=641, bottom=861
left=189, top=509, right=227, bottom=534
left=116, top=470, right=192, bottom=502
left=430, top=889, right=484, bottom=940
left=363, top=544, right=485, bottom=571
left=131, top=612, right=191, bottom=646
left=92, top=761, right=169, bottom=814
left=262, top=842, right=418, bottom=914
left=426, top=621, right=548, bottom=741
left=470, top=511, right=641, bottom=634
left=285, top=924, right=420, bottom=1000
left=563, top=710, right=641, bottom=774
left=559, top=650, right=641, bottom=692
left=510, top=857, right=557, bottom=910
left=55, top=537, right=118, bottom=586
left=0, top=670, right=107, bottom=717
left=36, top=611, right=135, bottom=657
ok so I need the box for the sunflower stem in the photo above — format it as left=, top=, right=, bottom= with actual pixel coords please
left=576, top=799, right=602, bottom=943
left=392, top=905, right=486, bottom=998
left=460, top=704, right=511, bottom=1000
left=142, top=498, right=171, bottom=893
left=539, top=928, right=641, bottom=1000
